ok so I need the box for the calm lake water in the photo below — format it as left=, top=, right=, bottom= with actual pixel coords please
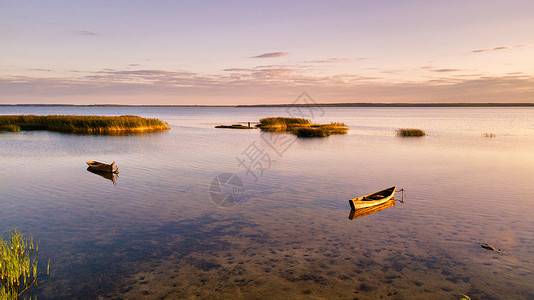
left=1, top=106, right=533, bottom=299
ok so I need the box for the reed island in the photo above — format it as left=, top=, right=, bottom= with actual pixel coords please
left=216, top=117, right=349, bottom=137
left=396, top=128, right=426, bottom=137
left=0, top=115, right=170, bottom=134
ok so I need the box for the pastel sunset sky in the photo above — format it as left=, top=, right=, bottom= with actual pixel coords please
left=1, top=0, right=534, bottom=105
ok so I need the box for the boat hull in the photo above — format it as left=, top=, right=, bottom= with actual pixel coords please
left=349, top=186, right=396, bottom=210
left=349, top=199, right=395, bottom=220
left=86, top=161, right=118, bottom=173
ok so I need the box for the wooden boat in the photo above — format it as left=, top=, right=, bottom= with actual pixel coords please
left=349, top=186, right=396, bottom=210
left=348, top=199, right=395, bottom=220
left=86, top=161, right=119, bottom=173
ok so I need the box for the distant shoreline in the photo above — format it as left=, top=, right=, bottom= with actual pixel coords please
left=1, top=103, right=534, bottom=108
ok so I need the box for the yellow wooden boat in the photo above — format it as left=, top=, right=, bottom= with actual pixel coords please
left=86, top=161, right=119, bottom=173
left=349, top=186, right=396, bottom=210
left=348, top=199, right=395, bottom=220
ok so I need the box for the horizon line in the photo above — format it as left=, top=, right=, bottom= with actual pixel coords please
left=1, top=103, right=534, bottom=108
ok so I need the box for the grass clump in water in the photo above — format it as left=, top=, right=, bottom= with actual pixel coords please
left=317, top=122, right=349, bottom=135
left=0, top=125, right=20, bottom=132
left=1, top=229, right=49, bottom=299
left=258, top=117, right=348, bottom=138
left=397, top=128, right=426, bottom=137
left=258, top=117, right=311, bottom=127
left=294, top=127, right=329, bottom=137
left=0, top=115, right=170, bottom=134
left=257, top=117, right=311, bottom=132
left=215, top=124, right=253, bottom=129
left=294, top=123, right=349, bottom=137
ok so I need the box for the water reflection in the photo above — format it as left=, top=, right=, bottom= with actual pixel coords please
left=348, top=199, right=395, bottom=220
left=1, top=107, right=533, bottom=299
left=86, top=167, right=118, bottom=185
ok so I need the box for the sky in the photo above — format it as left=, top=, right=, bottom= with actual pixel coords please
left=1, top=0, right=534, bottom=105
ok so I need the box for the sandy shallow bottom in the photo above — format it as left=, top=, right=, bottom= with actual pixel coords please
left=63, top=203, right=530, bottom=300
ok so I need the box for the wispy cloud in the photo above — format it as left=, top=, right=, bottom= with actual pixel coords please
left=422, top=66, right=464, bottom=73
left=430, top=68, right=463, bottom=73
left=2, top=68, right=534, bottom=104
left=223, top=68, right=254, bottom=72
left=76, top=30, right=100, bottom=36
left=380, top=69, right=405, bottom=74
left=84, top=69, right=207, bottom=87
left=472, top=44, right=526, bottom=53
left=303, top=57, right=353, bottom=63
left=28, top=68, right=52, bottom=72
left=253, top=52, right=289, bottom=58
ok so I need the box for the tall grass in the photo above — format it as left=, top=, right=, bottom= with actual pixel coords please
left=294, top=123, right=349, bottom=137
left=294, top=127, right=329, bottom=137
left=0, top=125, right=20, bottom=132
left=0, top=115, right=170, bottom=134
left=317, top=122, right=349, bottom=135
left=1, top=229, right=49, bottom=299
left=397, top=128, right=426, bottom=137
left=258, top=117, right=311, bottom=127
left=257, top=117, right=348, bottom=137
left=257, top=117, right=311, bottom=132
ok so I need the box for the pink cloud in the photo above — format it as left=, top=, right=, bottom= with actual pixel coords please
left=253, top=52, right=289, bottom=58
left=472, top=44, right=526, bottom=53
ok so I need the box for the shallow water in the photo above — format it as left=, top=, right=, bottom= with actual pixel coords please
left=1, top=106, right=533, bottom=299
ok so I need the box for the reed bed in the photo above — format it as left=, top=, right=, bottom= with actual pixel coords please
left=258, top=117, right=311, bottom=127
left=0, top=115, right=170, bottom=134
left=1, top=229, right=48, bottom=299
left=0, top=125, right=20, bottom=132
left=257, top=117, right=348, bottom=138
left=257, top=117, right=312, bottom=133
left=397, top=128, right=426, bottom=137
left=316, top=122, right=349, bottom=135
left=294, top=127, right=329, bottom=137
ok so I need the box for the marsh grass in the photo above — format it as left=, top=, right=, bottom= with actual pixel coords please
left=0, top=125, right=20, bottom=132
left=258, top=117, right=348, bottom=138
left=317, top=122, right=349, bottom=135
left=1, top=229, right=49, bottom=299
left=258, top=117, right=311, bottom=127
left=215, top=124, right=253, bottom=129
left=0, top=115, right=170, bottom=134
left=294, top=127, right=329, bottom=137
left=397, top=128, right=426, bottom=137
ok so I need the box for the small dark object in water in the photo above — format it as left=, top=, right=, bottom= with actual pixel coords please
left=215, top=124, right=254, bottom=129
left=480, top=242, right=502, bottom=253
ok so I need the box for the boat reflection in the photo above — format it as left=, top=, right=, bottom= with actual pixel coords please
left=348, top=199, right=395, bottom=220
left=87, top=167, right=118, bottom=185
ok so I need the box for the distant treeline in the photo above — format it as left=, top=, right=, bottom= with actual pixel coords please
left=1, top=103, right=533, bottom=108
left=237, top=103, right=534, bottom=107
